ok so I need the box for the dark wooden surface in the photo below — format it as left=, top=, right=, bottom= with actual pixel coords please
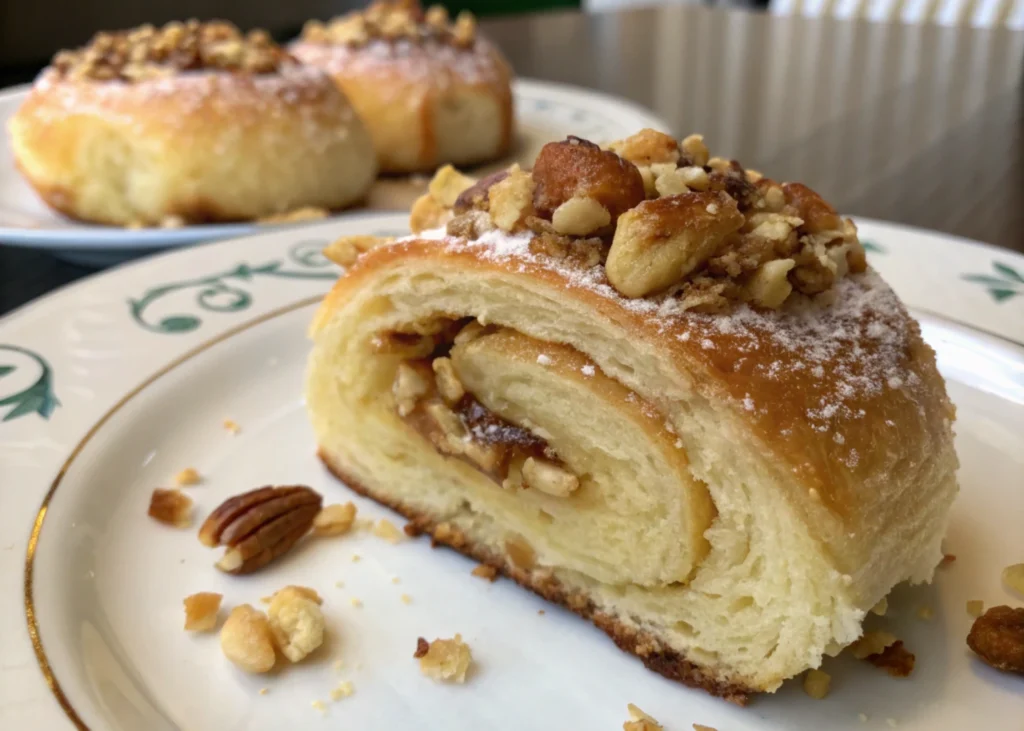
left=2, top=4, right=1023, bottom=317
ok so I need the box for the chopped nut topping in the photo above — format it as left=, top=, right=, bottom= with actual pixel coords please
left=1003, top=563, right=1024, bottom=597
left=313, top=502, right=357, bottom=536
left=967, top=599, right=985, bottom=618
left=302, top=2, right=478, bottom=48
left=148, top=488, right=193, bottom=528
left=329, top=681, right=354, bottom=701
left=415, top=634, right=473, bottom=683
left=199, top=485, right=322, bottom=574
left=488, top=164, right=535, bottom=232
left=175, top=467, right=201, bottom=486
left=471, top=564, right=498, bottom=581
left=52, top=20, right=290, bottom=83
left=267, top=586, right=325, bottom=662
left=372, top=518, right=405, bottom=544
left=429, top=165, right=477, bottom=208
left=551, top=196, right=611, bottom=236
left=967, top=605, right=1024, bottom=674
left=802, top=668, right=831, bottom=699
left=680, top=134, right=710, bottom=167
left=623, top=703, right=663, bottom=730
left=221, top=605, right=276, bottom=673
left=608, top=128, right=679, bottom=166
left=183, top=592, right=222, bottom=631
left=323, top=234, right=395, bottom=268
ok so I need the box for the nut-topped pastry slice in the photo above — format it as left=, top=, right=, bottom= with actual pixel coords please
left=307, top=129, right=958, bottom=701
left=8, top=20, right=377, bottom=226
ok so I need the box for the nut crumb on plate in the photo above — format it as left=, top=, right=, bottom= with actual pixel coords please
left=471, top=564, right=498, bottom=581
left=199, top=485, right=322, bottom=574
left=693, top=725, right=718, bottom=731
left=850, top=630, right=898, bottom=659
left=223, top=418, right=241, bottom=434
left=352, top=553, right=362, bottom=562
left=391, top=576, right=400, bottom=584
left=865, top=640, right=916, bottom=677
left=623, top=703, right=662, bottom=730
left=415, top=635, right=472, bottom=683
left=258, top=687, right=269, bottom=695
left=802, top=668, right=831, bottom=699
left=350, top=598, right=363, bottom=608
left=174, top=467, right=201, bottom=486
left=329, top=681, right=354, bottom=701
left=311, top=700, right=326, bottom=713
left=312, top=502, right=357, bottom=536
left=221, top=604, right=276, bottom=673
left=148, top=488, right=193, bottom=528
left=400, top=594, right=412, bottom=604
left=372, top=518, right=405, bottom=543
left=967, top=600, right=985, bottom=618
left=267, top=586, right=325, bottom=663
left=183, top=592, right=222, bottom=631
left=966, top=605, right=1024, bottom=674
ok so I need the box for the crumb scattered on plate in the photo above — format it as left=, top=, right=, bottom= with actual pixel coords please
left=802, top=668, right=830, bottom=699
left=967, top=599, right=985, bottom=618
left=414, top=635, right=472, bottom=683
left=1003, top=563, right=1024, bottom=596
left=223, top=418, right=241, bottom=434
left=623, top=703, right=662, bottom=730
left=350, top=598, right=362, bottom=608
left=471, top=564, right=498, bottom=582
left=372, top=518, right=405, bottom=543
left=313, top=503, right=357, bottom=537
left=183, top=592, right=222, bottom=631
left=148, top=488, right=193, bottom=528
left=174, top=467, right=201, bottom=486
left=329, top=681, right=354, bottom=701
left=400, top=594, right=412, bottom=604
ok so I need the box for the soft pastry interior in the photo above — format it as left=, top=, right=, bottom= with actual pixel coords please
left=306, top=130, right=959, bottom=700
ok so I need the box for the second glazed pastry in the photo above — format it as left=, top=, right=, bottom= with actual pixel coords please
left=292, top=1, right=514, bottom=174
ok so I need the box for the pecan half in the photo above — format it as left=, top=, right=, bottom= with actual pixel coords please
left=198, top=485, right=322, bottom=575
left=967, top=605, right=1024, bottom=674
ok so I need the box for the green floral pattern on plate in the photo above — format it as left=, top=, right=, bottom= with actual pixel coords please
left=0, top=345, right=60, bottom=422
left=961, top=262, right=1024, bottom=303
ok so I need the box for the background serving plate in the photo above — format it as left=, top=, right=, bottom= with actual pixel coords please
left=0, top=214, right=1021, bottom=730
left=0, top=78, right=668, bottom=267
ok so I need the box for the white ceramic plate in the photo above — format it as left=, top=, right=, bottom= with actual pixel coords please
left=0, top=79, right=668, bottom=268
left=1, top=215, right=1022, bottom=730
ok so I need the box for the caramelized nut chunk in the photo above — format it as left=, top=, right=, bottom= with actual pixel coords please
left=488, top=165, right=535, bottom=231
left=428, top=165, right=477, bottom=208
left=744, top=258, right=796, bottom=309
left=532, top=137, right=645, bottom=222
left=551, top=196, right=611, bottom=236
left=608, top=128, right=680, bottom=166
left=221, top=605, right=276, bottom=673
left=967, top=605, right=1024, bottom=674
left=183, top=592, right=222, bottom=631
left=312, top=502, right=357, bottom=536
left=148, top=489, right=193, bottom=528
left=415, top=634, right=473, bottom=683
left=606, top=191, right=744, bottom=298
left=783, top=182, right=841, bottom=234
left=454, top=170, right=509, bottom=211
left=680, top=134, right=710, bottom=167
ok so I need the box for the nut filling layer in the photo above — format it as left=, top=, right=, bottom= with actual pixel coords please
left=388, top=320, right=581, bottom=498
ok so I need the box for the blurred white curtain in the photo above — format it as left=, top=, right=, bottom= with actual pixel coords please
left=771, top=0, right=1024, bottom=29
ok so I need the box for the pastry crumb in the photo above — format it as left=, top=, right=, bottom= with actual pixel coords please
left=400, top=594, right=412, bottom=604
left=538, top=610, right=545, bottom=615
left=941, top=553, right=957, bottom=565
left=259, top=687, right=269, bottom=695
left=802, top=668, right=831, bottom=699
left=313, top=502, right=357, bottom=537
left=391, top=576, right=400, bottom=584
left=471, top=564, right=498, bottom=582
left=623, top=703, right=663, bottom=730
left=148, top=488, right=193, bottom=528
left=917, top=606, right=934, bottom=621
left=351, top=553, right=361, bottom=562
left=333, top=659, right=344, bottom=670
left=221, top=605, right=276, bottom=674
left=350, top=598, right=362, bottom=608
left=415, top=635, right=472, bottom=683
left=693, top=725, right=718, bottom=731
left=850, top=631, right=898, bottom=659
left=311, top=699, right=326, bottom=713
left=174, top=467, right=201, bottom=486
left=183, top=592, right=222, bottom=631
left=372, top=518, right=405, bottom=544
left=329, top=681, right=354, bottom=701
left=335, top=580, right=344, bottom=588
left=223, top=418, right=241, bottom=434
left=966, top=599, right=985, bottom=618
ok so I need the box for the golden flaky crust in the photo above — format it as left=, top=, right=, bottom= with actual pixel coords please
left=314, top=236, right=956, bottom=600
left=317, top=449, right=753, bottom=703
left=9, top=66, right=377, bottom=225
left=289, top=38, right=513, bottom=173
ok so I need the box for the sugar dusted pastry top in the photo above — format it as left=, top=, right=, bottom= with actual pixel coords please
left=326, top=130, right=955, bottom=532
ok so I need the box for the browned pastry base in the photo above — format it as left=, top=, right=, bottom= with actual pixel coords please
left=318, top=449, right=752, bottom=704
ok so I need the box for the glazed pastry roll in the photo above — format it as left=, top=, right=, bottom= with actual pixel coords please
left=306, top=130, right=959, bottom=701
